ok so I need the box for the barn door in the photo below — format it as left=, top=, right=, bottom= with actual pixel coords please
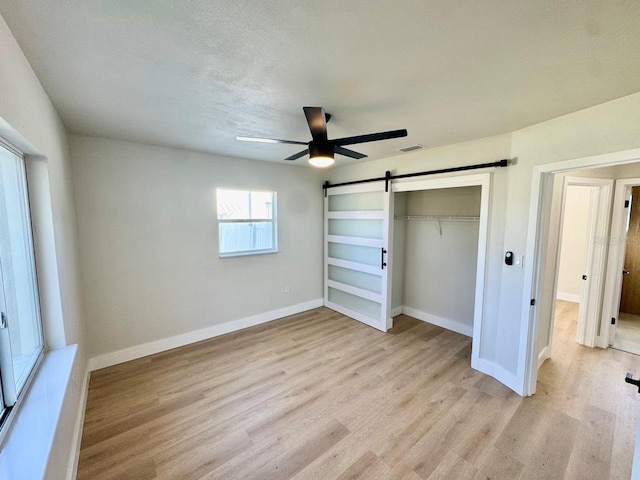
left=324, top=182, right=393, bottom=331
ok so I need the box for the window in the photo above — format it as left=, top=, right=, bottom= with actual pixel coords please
left=0, top=141, right=44, bottom=424
left=216, top=189, right=277, bottom=257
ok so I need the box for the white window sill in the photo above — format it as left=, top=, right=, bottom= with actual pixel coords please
left=0, top=344, right=77, bottom=479
left=219, top=248, right=279, bottom=258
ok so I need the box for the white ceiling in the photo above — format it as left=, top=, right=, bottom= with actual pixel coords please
left=1, top=1, right=639, bottom=165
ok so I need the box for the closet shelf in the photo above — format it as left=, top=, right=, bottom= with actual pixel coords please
left=394, top=215, right=479, bottom=222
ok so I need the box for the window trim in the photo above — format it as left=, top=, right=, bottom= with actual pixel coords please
left=0, top=139, right=46, bottom=439
left=216, top=189, right=278, bottom=258
left=0, top=350, right=44, bottom=448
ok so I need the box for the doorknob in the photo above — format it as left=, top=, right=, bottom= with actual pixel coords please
left=623, top=269, right=631, bottom=275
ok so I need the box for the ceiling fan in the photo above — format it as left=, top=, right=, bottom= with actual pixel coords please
left=236, top=107, right=408, bottom=168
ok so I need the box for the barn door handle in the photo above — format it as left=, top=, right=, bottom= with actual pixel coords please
left=381, top=248, right=387, bottom=270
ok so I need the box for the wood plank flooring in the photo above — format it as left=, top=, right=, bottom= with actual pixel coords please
left=78, top=304, right=640, bottom=479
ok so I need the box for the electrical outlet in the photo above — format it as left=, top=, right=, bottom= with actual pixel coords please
left=284, top=284, right=290, bottom=293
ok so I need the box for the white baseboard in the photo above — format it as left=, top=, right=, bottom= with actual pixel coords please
left=477, top=358, right=524, bottom=396
left=391, top=306, right=403, bottom=317
left=67, top=367, right=90, bottom=480
left=401, top=306, right=473, bottom=337
left=537, top=345, right=551, bottom=369
left=88, top=298, right=323, bottom=371
left=556, top=292, right=581, bottom=303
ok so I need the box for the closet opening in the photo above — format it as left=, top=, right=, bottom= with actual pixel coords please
left=390, top=173, right=491, bottom=369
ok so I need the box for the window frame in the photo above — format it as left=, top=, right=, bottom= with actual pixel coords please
left=216, top=189, right=278, bottom=258
left=0, top=138, right=45, bottom=435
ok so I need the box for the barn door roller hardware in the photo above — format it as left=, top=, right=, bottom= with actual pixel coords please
left=323, top=159, right=510, bottom=194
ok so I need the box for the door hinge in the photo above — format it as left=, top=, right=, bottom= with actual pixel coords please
left=530, top=299, right=536, bottom=306
left=0, top=312, right=6, bottom=329
left=611, top=317, right=616, bottom=325
left=625, top=200, right=630, bottom=208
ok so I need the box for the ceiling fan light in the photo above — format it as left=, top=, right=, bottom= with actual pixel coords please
left=308, top=155, right=335, bottom=168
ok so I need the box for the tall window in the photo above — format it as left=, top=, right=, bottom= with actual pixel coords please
left=0, top=142, right=43, bottom=423
left=216, top=189, right=277, bottom=257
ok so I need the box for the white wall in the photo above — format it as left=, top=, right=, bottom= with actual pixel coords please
left=0, top=14, right=85, bottom=479
left=615, top=162, right=640, bottom=179
left=70, top=135, right=324, bottom=360
left=400, top=187, right=480, bottom=333
left=556, top=186, right=592, bottom=301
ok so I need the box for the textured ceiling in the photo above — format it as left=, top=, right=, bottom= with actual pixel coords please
left=1, top=1, right=640, bottom=166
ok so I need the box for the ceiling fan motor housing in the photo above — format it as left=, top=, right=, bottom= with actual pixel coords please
left=309, top=141, right=334, bottom=159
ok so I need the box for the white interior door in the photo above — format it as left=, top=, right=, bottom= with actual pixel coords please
left=609, top=187, right=633, bottom=345
left=576, top=185, right=600, bottom=344
left=565, top=177, right=613, bottom=347
left=603, top=181, right=640, bottom=346
left=324, top=182, right=393, bottom=331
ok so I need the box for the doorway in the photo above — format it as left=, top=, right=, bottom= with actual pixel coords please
left=392, top=185, right=481, bottom=339
left=534, top=174, right=613, bottom=373
left=553, top=183, right=595, bottom=352
left=524, top=147, right=640, bottom=396
left=392, top=173, right=491, bottom=370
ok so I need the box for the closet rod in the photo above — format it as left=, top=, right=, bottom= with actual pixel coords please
left=322, top=158, right=509, bottom=195
left=394, top=215, right=479, bottom=221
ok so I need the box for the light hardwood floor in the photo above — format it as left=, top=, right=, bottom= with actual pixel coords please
left=78, top=304, right=640, bottom=479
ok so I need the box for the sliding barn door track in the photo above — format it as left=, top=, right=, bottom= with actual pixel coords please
left=322, top=159, right=510, bottom=196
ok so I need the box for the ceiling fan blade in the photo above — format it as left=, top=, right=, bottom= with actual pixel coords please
left=334, top=146, right=367, bottom=159
left=236, top=136, right=307, bottom=145
left=284, top=149, right=309, bottom=161
left=333, top=129, right=408, bottom=146
left=303, top=107, right=328, bottom=142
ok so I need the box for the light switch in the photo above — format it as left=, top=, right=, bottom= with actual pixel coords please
left=514, top=255, right=523, bottom=268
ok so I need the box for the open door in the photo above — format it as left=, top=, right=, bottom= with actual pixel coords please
left=324, top=182, right=393, bottom=331
left=609, top=188, right=634, bottom=345
left=560, top=177, right=613, bottom=348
